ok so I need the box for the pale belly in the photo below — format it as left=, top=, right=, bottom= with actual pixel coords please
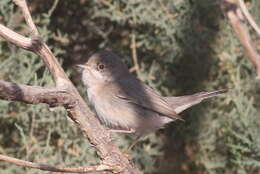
left=87, top=87, right=172, bottom=135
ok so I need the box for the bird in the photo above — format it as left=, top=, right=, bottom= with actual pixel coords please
left=77, top=50, right=227, bottom=138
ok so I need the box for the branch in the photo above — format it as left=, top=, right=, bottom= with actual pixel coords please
left=0, top=24, right=34, bottom=51
left=130, top=32, right=140, bottom=76
left=0, top=154, right=113, bottom=173
left=0, top=80, right=73, bottom=107
left=221, top=0, right=260, bottom=79
left=0, top=0, right=141, bottom=173
left=13, top=0, right=39, bottom=35
left=238, top=0, right=260, bottom=36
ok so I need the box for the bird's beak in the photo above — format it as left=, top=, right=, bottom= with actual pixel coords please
left=76, top=64, right=91, bottom=70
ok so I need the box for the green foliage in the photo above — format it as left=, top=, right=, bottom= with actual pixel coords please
left=0, top=0, right=260, bottom=174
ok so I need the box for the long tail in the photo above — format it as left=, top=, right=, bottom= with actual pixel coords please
left=164, top=89, right=228, bottom=114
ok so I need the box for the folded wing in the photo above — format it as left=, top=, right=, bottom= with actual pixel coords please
left=115, top=79, right=182, bottom=120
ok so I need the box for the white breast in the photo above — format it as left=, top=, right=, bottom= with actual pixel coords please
left=87, top=87, right=96, bottom=105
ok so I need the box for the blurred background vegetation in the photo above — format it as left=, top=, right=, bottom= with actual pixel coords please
left=0, top=0, right=260, bottom=173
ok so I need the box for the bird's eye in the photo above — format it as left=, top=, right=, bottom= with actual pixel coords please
left=98, top=64, right=105, bottom=70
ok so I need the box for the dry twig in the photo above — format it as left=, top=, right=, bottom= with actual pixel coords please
left=0, top=80, right=73, bottom=107
left=130, top=32, right=141, bottom=76
left=221, top=0, right=260, bottom=79
left=238, top=0, right=260, bottom=36
left=13, top=0, right=39, bottom=35
left=0, top=155, right=113, bottom=173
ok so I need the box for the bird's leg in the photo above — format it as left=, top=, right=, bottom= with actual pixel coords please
left=108, top=128, right=135, bottom=134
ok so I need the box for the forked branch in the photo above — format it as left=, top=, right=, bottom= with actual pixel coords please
left=0, top=0, right=141, bottom=173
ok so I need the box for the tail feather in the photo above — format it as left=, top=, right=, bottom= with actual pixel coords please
left=164, top=89, right=228, bottom=114
left=194, top=89, right=228, bottom=99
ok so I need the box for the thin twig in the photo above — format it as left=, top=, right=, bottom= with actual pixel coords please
left=131, top=32, right=140, bottom=76
left=13, top=0, right=39, bottom=35
left=238, top=0, right=260, bottom=36
left=0, top=154, right=113, bottom=173
left=221, top=0, right=260, bottom=79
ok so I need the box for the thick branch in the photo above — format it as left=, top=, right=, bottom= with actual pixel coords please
left=0, top=80, right=73, bottom=107
left=221, top=0, right=260, bottom=79
left=0, top=24, right=34, bottom=51
left=0, top=154, right=113, bottom=173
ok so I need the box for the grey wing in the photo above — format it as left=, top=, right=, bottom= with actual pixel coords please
left=164, top=89, right=227, bottom=114
left=115, top=79, right=182, bottom=120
